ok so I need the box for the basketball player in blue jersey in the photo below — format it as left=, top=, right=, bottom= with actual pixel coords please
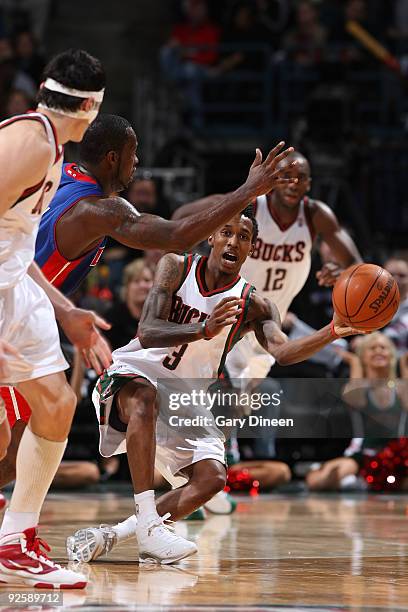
left=35, top=114, right=298, bottom=297
left=0, top=49, right=112, bottom=590
left=66, top=207, right=360, bottom=565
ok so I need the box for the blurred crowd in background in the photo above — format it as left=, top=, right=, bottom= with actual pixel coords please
left=0, top=0, right=407, bottom=492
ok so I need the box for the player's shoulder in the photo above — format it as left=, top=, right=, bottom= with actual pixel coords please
left=5, top=123, right=52, bottom=168
left=155, top=252, right=186, bottom=288
left=305, top=198, right=339, bottom=234
left=157, top=252, right=186, bottom=273
left=306, top=198, right=333, bottom=216
left=0, top=118, right=53, bottom=186
left=1, top=115, right=51, bottom=147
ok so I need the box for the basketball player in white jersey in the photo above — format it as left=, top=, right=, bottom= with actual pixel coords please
left=173, top=150, right=361, bottom=380
left=229, top=150, right=362, bottom=379
left=0, top=49, right=112, bottom=589
left=66, top=207, right=359, bottom=565
left=170, top=150, right=362, bottom=512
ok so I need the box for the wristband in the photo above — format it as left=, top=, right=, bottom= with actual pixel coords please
left=330, top=320, right=339, bottom=339
left=201, top=320, right=215, bottom=339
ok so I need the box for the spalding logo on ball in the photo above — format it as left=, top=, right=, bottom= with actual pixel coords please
left=332, top=263, right=400, bottom=331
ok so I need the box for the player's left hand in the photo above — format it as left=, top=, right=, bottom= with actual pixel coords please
left=316, top=262, right=343, bottom=287
left=331, top=313, right=366, bottom=338
left=59, top=308, right=112, bottom=374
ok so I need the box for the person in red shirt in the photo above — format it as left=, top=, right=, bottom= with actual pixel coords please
left=160, top=0, right=220, bottom=129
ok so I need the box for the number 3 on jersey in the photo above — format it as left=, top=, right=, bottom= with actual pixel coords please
left=263, top=267, right=287, bottom=291
left=163, top=344, right=188, bottom=370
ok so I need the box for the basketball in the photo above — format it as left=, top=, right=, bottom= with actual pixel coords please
left=332, top=263, right=400, bottom=331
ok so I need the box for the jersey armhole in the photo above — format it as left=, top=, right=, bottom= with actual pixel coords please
left=174, top=253, right=194, bottom=293
left=217, top=282, right=255, bottom=377
left=303, top=196, right=316, bottom=243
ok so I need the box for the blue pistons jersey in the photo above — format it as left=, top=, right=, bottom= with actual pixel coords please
left=35, top=163, right=106, bottom=295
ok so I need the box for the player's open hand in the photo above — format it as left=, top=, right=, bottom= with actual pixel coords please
left=332, top=313, right=366, bottom=338
left=244, top=142, right=298, bottom=198
left=316, top=262, right=343, bottom=286
left=59, top=308, right=112, bottom=374
left=204, top=297, right=243, bottom=338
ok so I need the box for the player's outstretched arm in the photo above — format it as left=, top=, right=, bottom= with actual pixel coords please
left=248, top=294, right=360, bottom=365
left=27, top=262, right=112, bottom=374
left=138, top=254, right=242, bottom=348
left=171, top=193, right=228, bottom=221
left=313, top=202, right=362, bottom=286
left=81, top=143, right=298, bottom=253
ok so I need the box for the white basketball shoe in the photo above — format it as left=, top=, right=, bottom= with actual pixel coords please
left=66, top=524, right=118, bottom=563
left=136, top=512, right=197, bottom=564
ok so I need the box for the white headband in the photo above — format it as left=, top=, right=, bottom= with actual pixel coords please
left=43, top=78, right=105, bottom=102
left=37, top=102, right=99, bottom=121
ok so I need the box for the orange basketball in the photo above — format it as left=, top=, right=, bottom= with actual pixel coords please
left=332, top=263, right=400, bottom=331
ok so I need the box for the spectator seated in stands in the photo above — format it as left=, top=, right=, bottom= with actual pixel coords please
left=255, top=0, right=290, bottom=47
left=0, top=35, right=36, bottom=117
left=306, top=333, right=408, bottom=492
left=4, top=87, right=33, bottom=117
left=104, top=259, right=153, bottom=351
left=13, top=29, right=45, bottom=85
left=383, top=257, right=408, bottom=358
left=127, top=171, right=158, bottom=214
left=328, top=0, right=374, bottom=66
left=283, top=0, right=327, bottom=66
left=159, top=0, right=220, bottom=129
left=103, top=173, right=166, bottom=287
left=210, top=2, right=269, bottom=77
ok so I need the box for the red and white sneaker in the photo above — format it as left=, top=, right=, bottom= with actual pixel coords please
left=0, top=528, right=87, bottom=589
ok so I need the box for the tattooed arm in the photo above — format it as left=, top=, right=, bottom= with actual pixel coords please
left=243, top=293, right=359, bottom=365
left=137, top=254, right=243, bottom=348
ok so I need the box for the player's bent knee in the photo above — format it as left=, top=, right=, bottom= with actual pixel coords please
left=34, top=384, right=77, bottom=436
left=202, top=467, right=227, bottom=498
left=54, top=384, right=77, bottom=416
left=121, top=383, right=157, bottom=421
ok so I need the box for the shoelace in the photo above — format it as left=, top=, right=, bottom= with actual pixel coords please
left=24, top=532, right=61, bottom=569
left=98, top=525, right=118, bottom=553
left=147, top=513, right=176, bottom=537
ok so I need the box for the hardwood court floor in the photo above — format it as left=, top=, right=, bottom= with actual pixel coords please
left=2, top=490, right=408, bottom=611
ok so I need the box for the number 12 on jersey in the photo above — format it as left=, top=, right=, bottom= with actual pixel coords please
left=263, top=267, right=287, bottom=292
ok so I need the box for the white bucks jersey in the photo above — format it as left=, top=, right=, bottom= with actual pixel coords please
left=240, top=195, right=314, bottom=320
left=104, top=254, right=255, bottom=384
left=0, top=113, right=63, bottom=289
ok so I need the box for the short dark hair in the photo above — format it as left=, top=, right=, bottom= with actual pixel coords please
left=79, top=114, right=134, bottom=165
left=241, top=203, right=258, bottom=243
left=37, top=49, right=105, bottom=112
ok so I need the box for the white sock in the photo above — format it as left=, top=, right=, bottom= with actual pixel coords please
left=1, top=510, right=38, bottom=536
left=134, top=490, right=158, bottom=527
left=112, top=515, right=137, bottom=542
left=0, top=428, right=66, bottom=536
